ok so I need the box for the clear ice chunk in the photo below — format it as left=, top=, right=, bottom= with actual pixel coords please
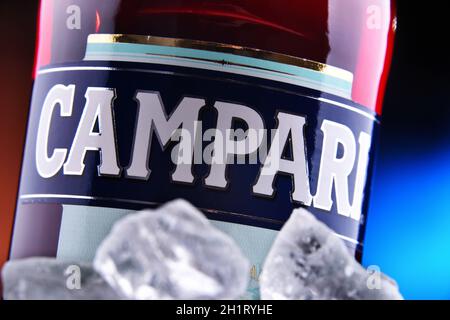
left=260, top=208, right=403, bottom=300
left=2, top=257, right=120, bottom=300
left=93, top=199, right=250, bottom=300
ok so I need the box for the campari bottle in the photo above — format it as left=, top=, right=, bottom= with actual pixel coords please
left=9, top=0, right=395, bottom=298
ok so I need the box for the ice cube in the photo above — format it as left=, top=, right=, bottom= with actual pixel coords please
left=2, top=257, right=120, bottom=300
left=94, top=199, right=250, bottom=300
left=260, top=208, right=403, bottom=300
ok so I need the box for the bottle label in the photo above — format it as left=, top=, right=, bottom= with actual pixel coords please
left=18, top=35, right=378, bottom=297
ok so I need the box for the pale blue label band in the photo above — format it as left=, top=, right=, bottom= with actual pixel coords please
left=84, top=42, right=353, bottom=99
left=57, top=205, right=131, bottom=262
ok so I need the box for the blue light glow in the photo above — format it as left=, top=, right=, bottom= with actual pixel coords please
left=363, top=147, right=450, bottom=299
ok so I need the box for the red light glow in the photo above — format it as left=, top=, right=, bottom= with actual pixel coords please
left=95, top=10, right=101, bottom=33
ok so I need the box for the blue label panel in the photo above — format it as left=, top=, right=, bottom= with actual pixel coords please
left=19, top=60, right=379, bottom=252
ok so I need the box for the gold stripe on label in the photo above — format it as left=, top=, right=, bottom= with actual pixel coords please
left=88, top=34, right=353, bottom=83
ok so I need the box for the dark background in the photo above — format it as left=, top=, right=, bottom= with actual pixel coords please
left=363, top=3, right=450, bottom=299
left=0, top=1, right=449, bottom=299
left=0, top=1, right=40, bottom=277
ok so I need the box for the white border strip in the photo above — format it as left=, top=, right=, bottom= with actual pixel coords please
left=37, top=66, right=118, bottom=75
left=37, top=66, right=378, bottom=123
left=19, top=193, right=362, bottom=246
left=317, top=97, right=378, bottom=122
